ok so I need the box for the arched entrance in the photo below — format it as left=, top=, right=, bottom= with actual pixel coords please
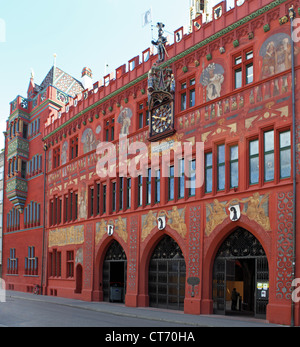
left=148, top=235, right=186, bottom=311
left=102, top=240, right=127, bottom=303
left=212, top=228, right=269, bottom=318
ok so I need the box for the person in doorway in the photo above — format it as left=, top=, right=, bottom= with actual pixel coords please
left=231, top=288, right=239, bottom=311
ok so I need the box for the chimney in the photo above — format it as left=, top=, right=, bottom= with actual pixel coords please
left=82, top=67, right=93, bottom=90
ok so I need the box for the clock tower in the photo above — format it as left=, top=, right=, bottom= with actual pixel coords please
left=148, top=23, right=176, bottom=142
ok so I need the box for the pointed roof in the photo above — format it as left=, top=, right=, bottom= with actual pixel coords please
left=38, top=66, right=84, bottom=98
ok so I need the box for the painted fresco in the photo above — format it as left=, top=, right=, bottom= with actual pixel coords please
left=200, top=63, right=225, bottom=102
left=118, top=107, right=133, bottom=135
left=61, top=141, right=68, bottom=165
left=260, top=33, right=292, bottom=79
left=82, top=128, right=97, bottom=154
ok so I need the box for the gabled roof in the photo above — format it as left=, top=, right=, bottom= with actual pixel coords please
left=38, top=66, right=84, bottom=98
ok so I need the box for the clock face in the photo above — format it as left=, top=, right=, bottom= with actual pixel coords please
left=151, top=103, right=173, bottom=134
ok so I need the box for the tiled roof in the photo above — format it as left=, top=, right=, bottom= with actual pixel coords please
left=40, top=66, right=84, bottom=98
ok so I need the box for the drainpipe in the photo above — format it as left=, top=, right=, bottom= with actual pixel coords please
left=289, top=5, right=297, bottom=328
left=41, top=143, right=48, bottom=295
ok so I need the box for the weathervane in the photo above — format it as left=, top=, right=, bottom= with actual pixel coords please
left=151, top=22, right=168, bottom=63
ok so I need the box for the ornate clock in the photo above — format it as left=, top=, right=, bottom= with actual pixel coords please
left=150, top=102, right=174, bottom=139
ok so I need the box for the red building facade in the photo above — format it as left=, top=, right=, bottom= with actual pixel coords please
left=2, top=0, right=300, bottom=326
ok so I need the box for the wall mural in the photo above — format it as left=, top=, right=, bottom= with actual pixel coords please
left=141, top=207, right=187, bottom=241
left=81, top=128, right=98, bottom=154
left=200, top=63, right=225, bottom=102
left=260, top=33, right=292, bottom=79
left=49, top=225, right=84, bottom=247
left=78, top=182, right=87, bottom=220
left=61, top=141, right=68, bottom=165
left=117, top=107, right=132, bottom=135
left=205, top=193, right=271, bottom=236
left=95, top=217, right=128, bottom=244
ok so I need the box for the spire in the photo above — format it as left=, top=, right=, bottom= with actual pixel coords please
left=53, top=53, right=57, bottom=67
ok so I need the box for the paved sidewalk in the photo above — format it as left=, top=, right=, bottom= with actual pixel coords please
left=5, top=290, right=283, bottom=327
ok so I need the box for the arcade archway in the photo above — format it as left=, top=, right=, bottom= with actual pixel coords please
left=148, top=235, right=186, bottom=311
left=212, top=228, right=269, bottom=318
left=102, top=240, right=127, bottom=303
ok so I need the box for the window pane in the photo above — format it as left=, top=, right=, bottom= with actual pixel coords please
left=250, top=140, right=259, bottom=155
left=264, top=131, right=274, bottom=152
left=235, top=69, right=242, bottom=89
left=206, top=168, right=212, bottom=193
left=250, top=157, right=259, bottom=184
left=230, top=146, right=238, bottom=161
left=280, top=131, right=291, bottom=148
left=218, top=145, right=225, bottom=164
left=231, top=162, right=239, bottom=188
left=246, top=64, right=253, bottom=84
left=246, top=51, right=253, bottom=60
left=206, top=153, right=212, bottom=167
left=218, top=165, right=225, bottom=191
left=181, top=93, right=186, bottom=111
left=190, top=89, right=195, bottom=107
left=235, top=56, right=242, bottom=65
left=280, top=149, right=291, bottom=178
left=264, top=153, right=274, bottom=181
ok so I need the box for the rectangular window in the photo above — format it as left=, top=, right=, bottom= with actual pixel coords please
left=25, top=247, right=38, bottom=276
left=89, top=187, right=94, bottom=217
left=246, top=63, right=254, bottom=85
left=7, top=248, right=18, bottom=275
left=217, top=145, right=225, bottom=191
left=64, top=195, right=68, bottom=223
left=280, top=131, right=291, bottom=179
left=127, top=178, right=131, bottom=209
left=74, top=193, right=78, bottom=220
left=168, top=166, right=174, bottom=201
left=189, top=79, right=196, bottom=108
left=138, top=101, right=149, bottom=129
left=230, top=145, right=239, bottom=188
left=146, top=169, right=151, bottom=205
left=189, top=159, right=196, bottom=196
left=180, top=78, right=196, bottom=111
left=138, top=175, right=143, bottom=207
left=181, top=83, right=187, bottom=111
left=264, top=130, right=274, bottom=182
left=102, top=184, right=107, bottom=214
left=112, top=182, right=116, bottom=212
left=205, top=152, right=213, bottom=193
left=53, top=147, right=60, bottom=169
left=235, top=68, right=242, bottom=89
left=96, top=183, right=100, bottom=215
left=155, top=169, right=160, bottom=203
left=234, top=49, right=254, bottom=89
left=178, top=159, right=185, bottom=199
left=67, top=251, right=74, bottom=278
left=50, top=249, right=61, bottom=277
left=104, top=117, right=115, bottom=141
left=119, top=177, right=123, bottom=211
left=70, top=136, right=78, bottom=160
left=249, top=139, right=259, bottom=185
left=70, top=191, right=73, bottom=221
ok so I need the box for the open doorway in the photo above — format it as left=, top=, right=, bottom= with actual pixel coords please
left=102, top=240, right=127, bottom=303
left=225, top=259, right=255, bottom=315
left=213, top=228, right=269, bottom=318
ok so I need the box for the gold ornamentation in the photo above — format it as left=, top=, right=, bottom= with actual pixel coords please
left=205, top=193, right=271, bottom=236
left=166, top=206, right=187, bottom=238
left=141, top=211, right=157, bottom=241
left=49, top=225, right=84, bottom=247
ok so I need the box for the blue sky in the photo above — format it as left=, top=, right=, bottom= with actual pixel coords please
left=0, top=0, right=232, bottom=149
